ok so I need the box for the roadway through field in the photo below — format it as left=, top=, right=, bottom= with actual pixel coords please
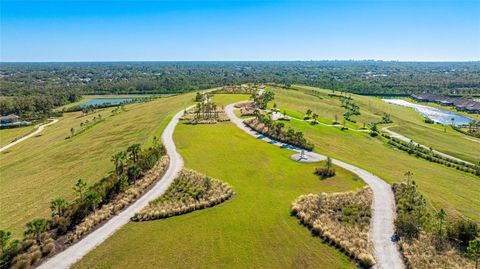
left=226, top=103, right=405, bottom=269
left=0, top=119, right=59, bottom=153
left=37, top=107, right=193, bottom=269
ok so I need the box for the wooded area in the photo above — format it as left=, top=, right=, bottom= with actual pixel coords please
left=1, top=61, right=479, bottom=116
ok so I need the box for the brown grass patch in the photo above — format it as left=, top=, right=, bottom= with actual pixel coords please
left=291, top=187, right=375, bottom=267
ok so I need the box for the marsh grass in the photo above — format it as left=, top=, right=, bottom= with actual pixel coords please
left=132, top=169, right=234, bottom=221
left=291, top=187, right=375, bottom=267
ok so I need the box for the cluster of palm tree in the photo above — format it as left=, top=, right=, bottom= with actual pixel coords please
left=247, top=112, right=314, bottom=150
left=194, top=102, right=219, bottom=120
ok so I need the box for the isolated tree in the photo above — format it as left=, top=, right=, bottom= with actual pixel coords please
left=0, top=230, right=11, bottom=253
left=73, top=179, right=87, bottom=199
left=24, top=218, right=50, bottom=245
left=467, top=239, right=480, bottom=269
left=312, top=113, right=319, bottom=123
left=70, top=127, right=75, bottom=137
left=127, top=144, right=141, bottom=163
left=273, top=103, right=277, bottom=111
left=306, top=109, right=312, bottom=118
left=50, top=198, right=68, bottom=217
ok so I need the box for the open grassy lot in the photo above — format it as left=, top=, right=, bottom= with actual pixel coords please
left=0, top=94, right=195, bottom=236
left=275, top=85, right=480, bottom=164
left=73, top=114, right=363, bottom=268
left=0, top=125, right=37, bottom=148
left=270, top=86, right=480, bottom=221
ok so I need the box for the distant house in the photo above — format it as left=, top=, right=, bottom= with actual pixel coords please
left=0, top=114, right=20, bottom=124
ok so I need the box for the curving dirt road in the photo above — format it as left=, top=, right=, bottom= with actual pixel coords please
left=226, top=104, right=405, bottom=269
left=0, top=119, right=59, bottom=153
left=382, top=126, right=474, bottom=165
left=38, top=107, right=192, bottom=269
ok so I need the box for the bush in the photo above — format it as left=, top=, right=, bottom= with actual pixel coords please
left=447, top=220, right=479, bottom=247
left=314, top=167, right=336, bottom=179
left=29, top=250, right=42, bottom=265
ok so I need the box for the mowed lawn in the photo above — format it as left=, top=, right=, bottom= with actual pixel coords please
left=0, top=93, right=194, bottom=236
left=0, top=125, right=37, bottom=148
left=271, top=87, right=480, bottom=221
left=73, top=122, right=363, bottom=269
left=278, top=85, right=480, bottom=163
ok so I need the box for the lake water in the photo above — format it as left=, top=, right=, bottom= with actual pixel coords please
left=382, top=99, right=473, bottom=125
left=80, top=98, right=134, bottom=108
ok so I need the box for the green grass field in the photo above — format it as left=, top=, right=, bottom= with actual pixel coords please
left=274, top=85, right=480, bottom=164
left=270, top=86, right=480, bottom=220
left=0, top=125, right=37, bottom=148
left=73, top=118, right=363, bottom=268
left=0, top=94, right=195, bottom=236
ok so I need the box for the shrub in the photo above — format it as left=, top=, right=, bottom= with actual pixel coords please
left=314, top=167, right=336, bottom=179
left=11, top=253, right=30, bottom=269
left=29, top=250, right=42, bottom=265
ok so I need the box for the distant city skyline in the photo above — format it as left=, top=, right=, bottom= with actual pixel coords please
left=1, top=0, right=479, bottom=62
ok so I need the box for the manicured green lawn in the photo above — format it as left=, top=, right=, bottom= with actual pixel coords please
left=0, top=94, right=195, bottom=236
left=282, top=85, right=480, bottom=163
left=271, top=86, right=480, bottom=221
left=73, top=116, right=363, bottom=268
left=0, top=125, right=37, bottom=148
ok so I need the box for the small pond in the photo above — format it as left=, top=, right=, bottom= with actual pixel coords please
left=80, top=98, right=134, bottom=108
left=382, top=99, right=473, bottom=125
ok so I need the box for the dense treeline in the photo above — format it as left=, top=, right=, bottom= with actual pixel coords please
left=2, top=61, right=479, bottom=116
left=1, top=61, right=479, bottom=98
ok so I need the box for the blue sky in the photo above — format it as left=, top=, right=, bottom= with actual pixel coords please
left=1, top=0, right=479, bottom=62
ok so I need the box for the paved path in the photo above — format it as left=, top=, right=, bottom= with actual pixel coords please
left=226, top=104, right=404, bottom=269
left=465, top=137, right=480, bottom=144
left=38, top=107, right=192, bottom=269
left=0, top=119, right=59, bottom=153
left=382, top=126, right=474, bottom=165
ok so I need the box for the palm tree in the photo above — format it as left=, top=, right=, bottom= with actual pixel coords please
left=85, top=192, right=102, bottom=212
left=275, top=122, right=285, bottom=136
left=127, top=144, right=141, bottom=163
left=25, top=219, right=50, bottom=245
left=50, top=198, right=68, bottom=217
left=73, top=179, right=87, bottom=199
left=111, top=151, right=127, bottom=176
left=404, top=171, right=414, bottom=182
left=306, top=109, right=312, bottom=119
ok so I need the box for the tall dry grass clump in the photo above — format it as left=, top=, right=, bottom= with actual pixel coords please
left=291, top=187, right=375, bottom=267
left=400, top=234, right=474, bottom=269
left=132, top=169, right=234, bottom=221
left=65, top=156, right=169, bottom=243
